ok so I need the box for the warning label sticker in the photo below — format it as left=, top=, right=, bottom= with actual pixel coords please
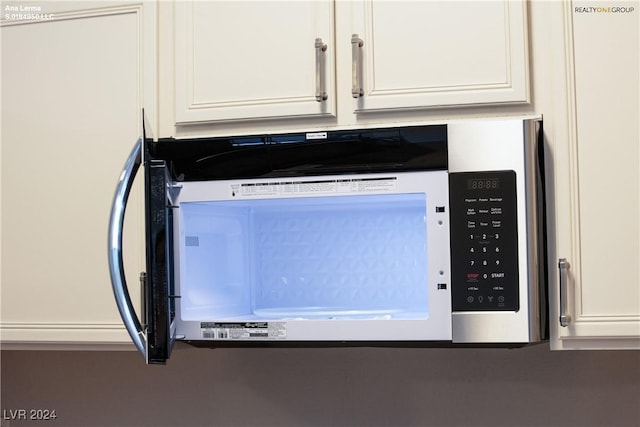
left=231, top=177, right=397, bottom=198
left=200, top=322, right=287, bottom=340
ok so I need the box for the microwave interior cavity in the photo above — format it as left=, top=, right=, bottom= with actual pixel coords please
left=178, top=192, right=434, bottom=321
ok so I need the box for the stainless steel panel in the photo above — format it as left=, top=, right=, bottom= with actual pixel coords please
left=449, top=118, right=542, bottom=343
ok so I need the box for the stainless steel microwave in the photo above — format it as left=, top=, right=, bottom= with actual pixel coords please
left=109, top=117, right=547, bottom=364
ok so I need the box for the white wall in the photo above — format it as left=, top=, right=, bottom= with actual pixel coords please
left=2, top=345, right=639, bottom=427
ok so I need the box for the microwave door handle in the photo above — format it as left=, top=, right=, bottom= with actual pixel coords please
left=108, top=138, right=146, bottom=357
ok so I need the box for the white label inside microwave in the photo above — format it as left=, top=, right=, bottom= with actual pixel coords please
left=306, top=132, right=327, bottom=140
left=200, top=322, right=287, bottom=340
left=233, top=177, right=398, bottom=198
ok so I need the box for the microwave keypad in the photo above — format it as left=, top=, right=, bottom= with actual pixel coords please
left=449, top=171, right=519, bottom=312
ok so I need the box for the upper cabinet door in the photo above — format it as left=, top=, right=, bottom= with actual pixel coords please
left=348, top=0, right=529, bottom=112
left=550, top=1, right=639, bottom=350
left=175, top=1, right=335, bottom=124
left=1, top=1, right=154, bottom=347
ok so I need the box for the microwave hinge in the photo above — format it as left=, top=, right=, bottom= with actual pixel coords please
left=166, top=182, right=182, bottom=207
left=139, top=272, right=147, bottom=330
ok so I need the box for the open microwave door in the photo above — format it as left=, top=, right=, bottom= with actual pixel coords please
left=144, top=153, right=177, bottom=364
left=108, top=113, right=176, bottom=364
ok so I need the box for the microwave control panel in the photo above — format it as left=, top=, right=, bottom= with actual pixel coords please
left=449, top=171, right=519, bottom=312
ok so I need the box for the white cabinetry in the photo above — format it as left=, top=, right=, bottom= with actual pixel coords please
left=0, top=2, right=155, bottom=347
left=546, top=1, right=639, bottom=349
left=345, top=0, right=529, bottom=112
left=174, top=0, right=336, bottom=124
left=171, top=0, right=529, bottom=130
left=4, top=0, right=636, bottom=351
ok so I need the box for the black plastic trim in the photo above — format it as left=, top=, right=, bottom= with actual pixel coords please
left=181, top=340, right=544, bottom=350
left=536, top=120, right=550, bottom=340
left=143, top=134, right=175, bottom=364
left=148, top=125, right=447, bottom=181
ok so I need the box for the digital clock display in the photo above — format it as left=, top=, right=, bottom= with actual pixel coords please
left=467, top=178, right=500, bottom=190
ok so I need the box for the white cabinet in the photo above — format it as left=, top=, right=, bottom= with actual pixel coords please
left=544, top=1, right=639, bottom=349
left=345, top=0, right=529, bottom=112
left=174, top=1, right=336, bottom=124
left=0, top=2, right=155, bottom=347
left=170, top=0, right=529, bottom=130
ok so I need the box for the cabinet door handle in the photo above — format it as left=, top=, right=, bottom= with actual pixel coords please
left=351, top=34, right=364, bottom=98
left=315, top=38, right=328, bottom=102
left=108, top=138, right=147, bottom=358
left=558, top=258, right=571, bottom=327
